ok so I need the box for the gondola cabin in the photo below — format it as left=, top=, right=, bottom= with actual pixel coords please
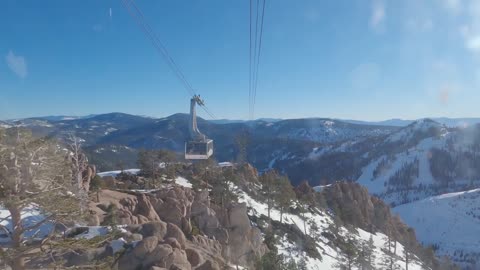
left=185, top=139, right=214, bottom=160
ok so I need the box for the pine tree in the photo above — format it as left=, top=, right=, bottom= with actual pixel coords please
left=137, top=149, right=177, bottom=187
left=0, top=128, right=82, bottom=270
left=402, top=228, right=416, bottom=270
left=234, top=131, right=249, bottom=164
left=380, top=231, right=400, bottom=270
left=275, top=175, right=295, bottom=223
left=260, top=170, right=278, bottom=219
left=297, top=257, right=308, bottom=270
left=356, top=235, right=376, bottom=270
left=308, top=219, right=321, bottom=242
left=334, top=238, right=358, bottom=270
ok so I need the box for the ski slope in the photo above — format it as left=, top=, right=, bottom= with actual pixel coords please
left=393, top=188, right=480, bottom=266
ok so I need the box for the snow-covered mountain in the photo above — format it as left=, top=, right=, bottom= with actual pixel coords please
left=4, top=112, right=480, bottom=267
left=257, top=118, right=397, bottom=143
left=344, top=117, right=480, bottom=128
left=257, top=119, right=479, bottom=268
left=393, top=189, right=480, bottom=268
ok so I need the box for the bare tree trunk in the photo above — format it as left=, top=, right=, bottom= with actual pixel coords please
left=302, top=212, right=307, bottom=235
left=267, top=197, right=271, bottom=219
left=9, top=206, right=25, bottom=270
left=405, top=250, right=409, bottom=270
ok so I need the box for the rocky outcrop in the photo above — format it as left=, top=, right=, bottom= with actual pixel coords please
left=322, top=181, right=417, bottom=245
left=118, top=221, right=230, bottom=270
left=220, top=202, right=266, bottom=265
left=88, top=181, right=265, bottom=269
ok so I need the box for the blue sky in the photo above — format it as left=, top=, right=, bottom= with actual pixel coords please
left=1, top=0, right=480, bottom=121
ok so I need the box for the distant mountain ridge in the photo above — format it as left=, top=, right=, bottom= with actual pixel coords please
left=344, top=117, right=480, bottom=127
left=7, top=113, right=480, bottom=128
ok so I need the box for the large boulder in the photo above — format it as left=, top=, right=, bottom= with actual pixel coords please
left=185, top=248, right=203, bottom=267
left=220, top=202, right=266, bottom=266
left=164, top=237, right=182, bottom=249
left=143, top=244, right=174, bottom=268
left=152, top=186, right=194, bottom=228
left=166, top=223, right=187, bottom=248
left=139, top=221, right=168, bottom=239
left=132, top=236, right=159, bottom=258
left=118, top=236, right=159, bottom=270
left=155, top=197, right=185, bottom=225
left=169, top=248, right=191, bottom=270
left=190, top=236, right=222, bottom=256
left=136, top=194, right=162, bottom=222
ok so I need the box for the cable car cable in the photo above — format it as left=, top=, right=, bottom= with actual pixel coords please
left=248, top=0, right=267, bottom=120
left=252, top=0, right=266, bottom=112
left=121, top=0, right=216, bottom=119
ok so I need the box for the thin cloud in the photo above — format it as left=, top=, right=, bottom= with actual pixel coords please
left=370, top=0, right=385, bottom=31
left=452, top=1, right=480, bottom=53
left=466, top=36, right=480, bottom=51
left=93, top=8, right=112, bottom=32
left=5, top=50, right=27, bottom=79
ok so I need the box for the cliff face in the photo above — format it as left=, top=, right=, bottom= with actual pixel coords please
left=322, top=182, right=417, bottom=249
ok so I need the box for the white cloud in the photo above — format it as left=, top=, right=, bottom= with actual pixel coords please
left=5, top=50, right=27, bottom=79
left=370, top=0, right=385, bottom=31
left=456, top=1, right=480, bottom=53
left=109, top=8, right=112, bottom=19
left=466, top=36, right=480, bottom=51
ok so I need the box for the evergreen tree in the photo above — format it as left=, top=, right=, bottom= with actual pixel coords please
left=297, top=189, right=316, bottom=235
left=380, top=234, right=400, bottom=270
left=276, top=175, right=296, bottom=223
left=297, top=257, right=308, bottom=270
left=137, top=149, right=177, bottom=187
left=308, top=219, right=321, bottom=242
left=402, top=228, right=416, bottom=270
left=260, top=170, right=278, bottom=219
left=356, top=235, right=376, bottom=270
left=234, top=131, right=249, bottom=164
left=334, top=238, right=358, bottom=270
left=0, top=128, right=82, bottom=270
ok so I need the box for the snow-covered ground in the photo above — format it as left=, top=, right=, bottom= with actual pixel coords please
left=238, top=186, right=426, bottom=270
left=175, top=176, right=192, bottom=188
left=97, top=169, right=141, bottom=177
left=393, top=188, right=480, bottom=267
left=0, top=206, right=53, bottom=244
